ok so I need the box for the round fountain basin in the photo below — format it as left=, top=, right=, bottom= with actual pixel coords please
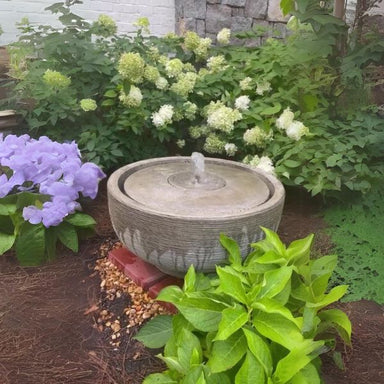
left=108, top=157, right=285, bottom=277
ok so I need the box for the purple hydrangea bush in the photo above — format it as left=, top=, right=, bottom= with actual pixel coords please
left=0, top=134, right=105, bottom=265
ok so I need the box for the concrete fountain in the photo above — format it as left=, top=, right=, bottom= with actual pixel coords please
left=107, top=153, right=285, bottom=277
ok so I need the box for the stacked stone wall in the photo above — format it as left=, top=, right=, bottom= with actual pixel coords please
left=175, top=0, right=289, bottom=42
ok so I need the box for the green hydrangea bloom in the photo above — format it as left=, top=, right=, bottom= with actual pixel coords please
left=203, top=134, right=226, bottom=154
left=184, top=31, right=200, bottom=51
left=118, top=52, right=146, bottom=83
left=165, top=58, right=184, bottom=78
left=80, top=98, right=97, bottom=111
left=170, top=72, right=197, bottom=97
left=43, top=69, right=71, bottom=89
left=144, top=65, right=160, bottom=83
left=94, top=14, right=117, bottom=37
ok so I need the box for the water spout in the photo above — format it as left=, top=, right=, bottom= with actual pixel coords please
left=191, top=152, right=206, bottom=184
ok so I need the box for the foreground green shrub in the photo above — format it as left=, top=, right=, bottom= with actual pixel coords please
left=136, top=229, right=351, bottom=383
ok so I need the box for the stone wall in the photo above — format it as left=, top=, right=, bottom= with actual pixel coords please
left=175, top=0, right=290, bottom=42
left=0, top=0, right=175, bottom=45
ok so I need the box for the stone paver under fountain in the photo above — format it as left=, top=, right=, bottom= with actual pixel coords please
left=108, top=154, right=285, bottom=277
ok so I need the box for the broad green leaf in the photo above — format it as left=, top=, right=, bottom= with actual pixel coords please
left=301, top=306, right=320, bottom=337
left=310, top=273, right=332, bottom=298
left=261, top=103, right=281, bottom=115
left=243, top=328, right=273, bottom=376
left=16, top=192, right=50, bottom=209
left=260, top=227, right=286, bottom=257
left=65, top=213, right=96, bottom=228
left=252, top=298, right=299, bottom=327
left=272, top=341, right=323, bottom=384
left=290, top=362, right=321, bottom=384
left=0, top=213, right=15, bottom=235
left=284, top=160, right=302, bottom=168
left=286, top=234, right=314, bottom=265
left=280, top=0, right=295, bottom=15
left=157, top=355, right=185, bottom=374
left=202, top=367, right=231, bottom=384
left=215, top=305, right=249, bottom=341
left=259, top=266, right=293, bottom=299
left=0, top=232, right=16, bottom=255
left=157, top=285, right=183, bottom=304
left=196, top=372, right=207, bottom=384
left=104, top=89, right=117, bottom=98
left=176, top=294, right=228, bottom=332
left=254, top=250, right=286, bottom=265
left=135, top=315, right=173, bottom=348
left=217, top=266, right=248, bottom=304
left=184, top=265, right=196, bottom=292
left=182, top=366, right=204, bottom=384
left=253, top=312, right=304, bottom=350
left=235, top=351, right=264, bottom=384
left=310, top=255, right=338, bottom=279
left=173, top=314, right=195, bottom=343
left=45, top=227, right=57, bottom=261
left=0, top=203, right=17, bottom=215
left=15, top=222, right=45, bottom=266
left=177, top=329, right=203, bottom=370
left=220, top=234, right=242, bottom=266
left=307, top=285, right=348, bottom=310
left=208, top=331, right=247, bottom=373
left=143, top=373, right=177, bottom=384
left=57, top=222, right=78, bottom=252
left=317, top=309, right=352, bottom=345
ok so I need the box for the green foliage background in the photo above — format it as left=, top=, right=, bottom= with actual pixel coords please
left=324, top=189, right=384, bottom=304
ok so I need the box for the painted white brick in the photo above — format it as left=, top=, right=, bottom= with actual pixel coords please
left=0, top=0, right=175, bottom=45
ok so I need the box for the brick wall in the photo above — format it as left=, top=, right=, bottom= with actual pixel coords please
left=0, top=0, right=175, bottom=45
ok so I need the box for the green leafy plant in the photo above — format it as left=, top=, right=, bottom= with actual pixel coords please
left=0, top=191, right=95, bottom=265
left=135, top=229, right=351, bottom=383
left=324, top=188, right=384, bottom=303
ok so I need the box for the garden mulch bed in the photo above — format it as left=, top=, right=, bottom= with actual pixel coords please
left=0, top=183, right=383, bottom=384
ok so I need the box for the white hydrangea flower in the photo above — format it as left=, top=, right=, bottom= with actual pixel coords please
left=206, top=102, right=242, bottom=133
left=245, top=155, right=275, bottom=174
left=235, top=95, right=250, bottom=111
left=243, top=126, right=272, bottom=147
left=152, top=113, right=165, bottom=127
left=217, top=28, right=231, bottom=45
left=194, top=37, right=212, bottom=59
left=159, top=104, right=174, bottom=120
left=155, top=76, right=169, bottom=90
left=170, top=72, right=197, bottom=97
left=256, top=80, right=272, bottom=95
left=119, top=85, right=143, bottom=107
left=152, top=104, right=174, bottom=127
left=225, top=143, right=237, bottom=156
left=176, top=139, right=185, bottom=148
left=276, top=107, right=295, bottom=130
left=240, top=77, right=252, bottom=91
left=286, top=121, right=309, bottom=141
left=165, top=58, right=184, bottom=78
left=207, top=55, right=228, bottom=73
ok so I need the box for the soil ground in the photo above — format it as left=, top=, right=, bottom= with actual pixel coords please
left=0, top=183, right=383, bottom=384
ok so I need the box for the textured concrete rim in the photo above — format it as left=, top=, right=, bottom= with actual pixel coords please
left=107, top=156, right=285, bottom=221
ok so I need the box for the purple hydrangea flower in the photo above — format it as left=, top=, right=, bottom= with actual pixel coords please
left=0, top=134, right=106, bottom=228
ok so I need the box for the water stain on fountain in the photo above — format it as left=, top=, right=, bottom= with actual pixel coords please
left=108, top=154, right=285, bottom=277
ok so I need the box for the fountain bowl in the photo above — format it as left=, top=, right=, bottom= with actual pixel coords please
left=108, top=156, right=285, bottom=277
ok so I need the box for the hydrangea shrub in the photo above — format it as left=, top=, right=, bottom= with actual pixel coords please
left=6, top=2, right=384, bottom=196
left=0, top=134, right=105, bottom=265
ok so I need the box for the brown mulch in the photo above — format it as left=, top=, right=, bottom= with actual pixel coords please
left=0, top=183, right=383, bottom=383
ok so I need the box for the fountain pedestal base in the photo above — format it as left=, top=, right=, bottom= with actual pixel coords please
left=108, top=247, right=183, bottom=297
